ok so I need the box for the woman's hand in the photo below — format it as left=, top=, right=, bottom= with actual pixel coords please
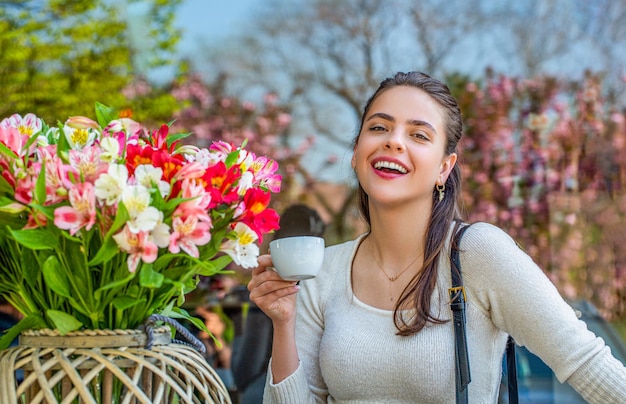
left=247, top=254, right=300, bottom=326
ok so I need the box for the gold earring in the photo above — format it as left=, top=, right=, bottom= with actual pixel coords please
left=436, top=183, right=445, bottom=201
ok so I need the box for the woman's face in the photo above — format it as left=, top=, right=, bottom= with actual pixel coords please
left=351, top=86, right=456, bottom=209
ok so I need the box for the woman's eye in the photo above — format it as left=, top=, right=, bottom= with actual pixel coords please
left=411, top=132, right=429, bottom=140
left=370, top=125, right=386, bottom=132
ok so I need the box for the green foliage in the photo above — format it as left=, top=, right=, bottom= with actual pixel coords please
left=0, top=0, right=181, bottom=123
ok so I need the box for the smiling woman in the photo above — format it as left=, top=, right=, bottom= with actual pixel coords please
left=245, top=71, right=626, bottom=403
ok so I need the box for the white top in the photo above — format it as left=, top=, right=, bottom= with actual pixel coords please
left=263, top=222, right=626, bottom=403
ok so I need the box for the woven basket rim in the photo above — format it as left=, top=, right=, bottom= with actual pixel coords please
left=20, top=327, right=170, bottom=337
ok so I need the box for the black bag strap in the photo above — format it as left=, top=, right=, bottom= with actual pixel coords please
left=449, top=224, right=472, bottom=404
left=449, top=223, right=519, bottom=404
left=506, top=335, right=518, bottom=404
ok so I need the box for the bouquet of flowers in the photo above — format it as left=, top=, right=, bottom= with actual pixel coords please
left=0, top=103, right=281, bottom=348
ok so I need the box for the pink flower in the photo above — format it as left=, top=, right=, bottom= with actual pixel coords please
left=174, top=179, right=212, bottom=224
left=0, top=125, right=32, bottom=158
left=1, top=113, right=42, bottom=138
left=112, top=226, right=158, bottom=273
left=68, top=145, right=107, bottom=182
left=168, top=215, right=212, bottom=258
left=53, top=182, right=97, bottom=235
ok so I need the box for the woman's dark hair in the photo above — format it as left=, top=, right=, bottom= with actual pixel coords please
left=353, top=71, right=464, bottom=336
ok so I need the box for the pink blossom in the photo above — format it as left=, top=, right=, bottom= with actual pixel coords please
left=69, top=145, right=107, bottom=182
left=53, top=182, right=97, bottom=235
left=168, top=215, right=212, bottom=258
left=174, top=179, right=212, bottom=224
left=112, top=226, right=158, bottom=273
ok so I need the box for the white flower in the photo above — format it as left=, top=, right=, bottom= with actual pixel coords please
left=134, top=164, right=171, bottom=198
left=237, top=171, right=254, bottom=195
left=100, top=137, right=120, bottom=162
left=195, top=148, right=219, bottom=168
left=94, top=164, right=128, bottom=205
left=63, top=125, right=98, bottom=150
left=152, top=223, right=171, bottom=248
left=220, top=223, right=259, bottom=268
left=121, top=185, right=160, bottom=233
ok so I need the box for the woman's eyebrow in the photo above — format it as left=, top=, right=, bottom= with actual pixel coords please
left=366, top=113, right=438, bottom=135
left=366, top=112, right=394, bottom=122
left=408, top=119, right=438, bottom=134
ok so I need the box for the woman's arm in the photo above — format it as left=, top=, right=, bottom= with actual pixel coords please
left=248, top=254, right=301, bottom=382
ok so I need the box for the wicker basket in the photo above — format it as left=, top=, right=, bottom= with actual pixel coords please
left=0, top=328, right=232, bottom=404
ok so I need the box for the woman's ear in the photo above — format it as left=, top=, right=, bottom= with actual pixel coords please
left=439, top=153, right=457, bottom=182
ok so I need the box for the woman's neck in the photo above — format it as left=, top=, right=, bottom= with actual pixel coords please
left=366, top=203, right=430, bottom=264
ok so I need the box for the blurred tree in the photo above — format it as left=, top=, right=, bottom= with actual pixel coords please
left=122, top=71, right=312, bottom=214
left=193, top=0, right=626, bottom=242
left=0, top=0, right=181, bottom=123
left=458, top=71, right=626, bottom=320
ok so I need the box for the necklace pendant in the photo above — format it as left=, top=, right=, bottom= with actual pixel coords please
left=389, top=275, right=398, bottom=281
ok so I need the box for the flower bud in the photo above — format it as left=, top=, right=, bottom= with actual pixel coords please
left=66, top=116, right=100, bottom=130
left=0, top=202, right=27, bottom=214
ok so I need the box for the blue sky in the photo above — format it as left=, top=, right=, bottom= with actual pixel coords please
left=175, top=0, right=258, bottom=55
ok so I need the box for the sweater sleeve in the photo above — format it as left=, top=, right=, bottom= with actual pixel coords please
left=263, top=243, right=344, bottom=403
left=461, top=222, right=626, bottom=402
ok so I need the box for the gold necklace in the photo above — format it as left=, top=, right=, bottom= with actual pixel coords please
left=369, top=238, right=423, bottom=282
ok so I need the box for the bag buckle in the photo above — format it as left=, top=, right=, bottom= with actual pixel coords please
left=449, top=286, right=466, bottom=302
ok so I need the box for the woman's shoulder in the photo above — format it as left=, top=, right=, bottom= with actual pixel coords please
left=459, top=221, right=520, bottom=251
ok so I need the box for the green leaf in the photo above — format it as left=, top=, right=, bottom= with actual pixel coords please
left=22, top=248, right=41, bottom=288
left=160, top=305, right=208, bottom=335
left=0, top=313, right=47, bottom=350
left=95, top=102, right=116, bottom=128
left=95, top=273, right=136, bottom=294
left=9, top=228, right=58, bottom=250
left=197, top=255, right=233, bottom=276
left=34, top=158, right=47, bottom=205
left=28, top=203, right=58, bottom=221
left=0, top=141, right=18, bottom=161
left=224, top=149, right=240, bottom=168
left=139, top=264, right=164, bottom=288
left=0, top=175, right=16, bottom=195
left=41, top=255, right=71, bottom=298
left=166, top=131, right=192, bottom=147
left=46, top=310, right=83, bottom=335
left=87, top=236, right=120, bottom=267
left=112, top=296, right=145, bottom=311
left=104, top=201, right=130, bottom=239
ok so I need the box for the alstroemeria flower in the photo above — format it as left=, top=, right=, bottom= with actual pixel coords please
left=69, top=145, right=107, bottom=182
left=236, top=188, right=280, bottom=242
left=63, top=122, right=98, bottom=150
left=94, top=164, right=128, bottom=205
left=152, top=211, right=171, bottom=248
left=113, top=226, right=158, bottom=273
left=174, top=178, right=212, bottom=224
left=200, top=161, right=241, bottom=207
left=104, top=118, right=141, bottom=138
left=53, top=182, right=97, bottom=236
left=99, top=137, right=121, bottom=162
left=252, top=156, right=282, bottom=193
left=0, top=125, right=34, bottom=158
left=0, top=113, right=42, bottom=138
left=220, top=222, right=260, bottom=269
left=236, top=171, right=254, bottom=196
left=134, top=164, right=170, bottom=198
left=121, top=184, right=160, bottom=233
left=169, top=215, right=212, bottom=257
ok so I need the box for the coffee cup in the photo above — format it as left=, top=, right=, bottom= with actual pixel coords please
left=269, top=236, right=325, bottom=280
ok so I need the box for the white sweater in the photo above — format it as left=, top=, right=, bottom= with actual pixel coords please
left=263, top=222, right=626, bottom=403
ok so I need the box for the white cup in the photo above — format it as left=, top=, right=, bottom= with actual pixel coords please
left=269, top=236, right=325, bottom=281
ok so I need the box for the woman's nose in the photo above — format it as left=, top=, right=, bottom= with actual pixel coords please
left=384, top=130, right=405, bottom=151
